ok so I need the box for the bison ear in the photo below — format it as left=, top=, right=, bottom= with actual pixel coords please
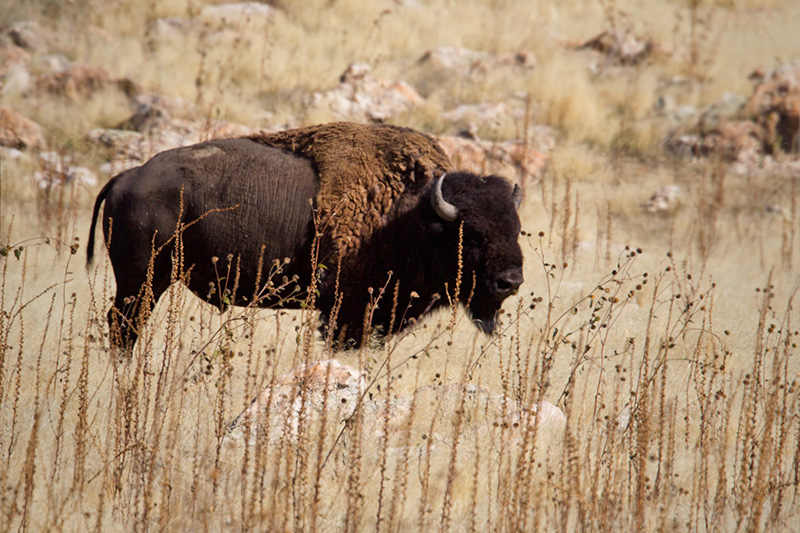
left=511, top=184, right=522, bottom=211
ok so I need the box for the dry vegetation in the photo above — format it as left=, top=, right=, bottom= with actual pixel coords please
left=2, top=0, right=800, bottom=531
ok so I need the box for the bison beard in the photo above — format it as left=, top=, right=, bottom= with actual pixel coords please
left=87, top=122, right=523, bottom=351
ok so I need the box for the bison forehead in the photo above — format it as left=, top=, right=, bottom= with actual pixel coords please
left=441, top=172, right=519, bottom=219
left=462, top=196, right=521, bottom=236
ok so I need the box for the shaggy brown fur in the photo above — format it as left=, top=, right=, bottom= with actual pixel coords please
left=249, top=122, right=452, bottom=251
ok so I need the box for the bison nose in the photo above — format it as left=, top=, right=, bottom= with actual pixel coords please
left=492, top=267, right=523, bottom=299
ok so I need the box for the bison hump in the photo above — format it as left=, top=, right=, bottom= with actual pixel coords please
left=249, top=122, right=451, bottom=248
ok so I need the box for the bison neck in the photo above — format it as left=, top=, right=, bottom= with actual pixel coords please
left=317, top=204, right=458, bottom=347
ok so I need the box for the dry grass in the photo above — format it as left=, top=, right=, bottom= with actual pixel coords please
left=3, top=0, right=800, bottom=530
left=2, top=154, right=799, bottom=529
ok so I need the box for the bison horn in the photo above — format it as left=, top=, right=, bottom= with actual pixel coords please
left=511, top=183, right=522, bottom=211
left=432, top=173, right=458, bottom=222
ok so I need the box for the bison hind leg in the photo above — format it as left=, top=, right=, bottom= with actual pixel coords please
left=108, top=267, right=173, bottom=353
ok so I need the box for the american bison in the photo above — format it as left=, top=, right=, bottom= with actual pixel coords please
left=87, top=122, right=523, bottom=351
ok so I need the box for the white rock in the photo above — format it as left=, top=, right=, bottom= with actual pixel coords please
left=641, top=185, right=682, bottom=213
left=0, top=147, right=26, bottom=160
left=307, top=63, right=422, bottom=123
left=1, top=63, right=32, bottom=95
left=33, top=152, right=97, bottom=189
left=199, top=2, right=275, bottom=26
left=66, top=165, right=97, bottom=187
left=442, top=102, right=510, bottom=125
left=227, top=359, right=365, bottom=445
left=507, top=400, right=567, bottom=432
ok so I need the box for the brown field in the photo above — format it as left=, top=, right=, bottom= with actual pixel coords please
left=2, top=0, right=800, bottom=531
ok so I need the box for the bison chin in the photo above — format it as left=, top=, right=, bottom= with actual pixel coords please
left=466, top=298, right=502, bottom=335
left=472, top=313, right=498, bottom=334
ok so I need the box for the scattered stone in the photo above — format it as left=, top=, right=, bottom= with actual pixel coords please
left=669, top=62, right=800, bottom=161
left=7, top=21, right=51, bottom=53
left=228, top=360, right=566, bottom=447
left=146, top=17, right=198, bottom=45
left=65, top=165, right=98, bottom=188
left=667, top=119, right=766, bottom=163
left=708, top=92, right=749, bottom=121
left=575, top=29, right=668, bottom=68
left=87, top=117, right=254, bottom=172
left=773, top=94, right=800, bottom=153
left=707, top=120, right=766, bottom=162
left=507, top=400, right=567, bottom=432
left=413, top=46, right=535, bottom=97
left=87, top=128, right=143, bottom=149
left=115, top=93, right=197, bottom=132
left=35, top=64, right=140, bottom=102
left=437, top=132, right=552, bottom=186
left=1, top=62, right=33, bottom=95
left=641, top=185, right=682, bottom=213
left=0, top=40, right=30, bottom=80
left=379, top=384, right=567, bottom=443
left=0, top=106, right=45, bottom=150
left=0, top=146, right=27, bottom=161
left=441, top=101, right=512, bottom=127
left=765, top=203, right=785, bottom=216
left=665, top=134, right=700, bottom=160
left=198, top=2, right=276, bottom=27
left=745, top=62, right=800, bottom=116
left=116, top=99, right=171, bottom=132
left=40, top=53, right=71, bottom=74
left=417, top=46, right=535, bottom=77
left=750, top=66, right=800, bottom=153
left=615, top=404, right=631, bottom=430
left=227, top=359, right=365, bottom=445
left=6, top=20, right=52, bottom=54
left=306, top=62, right=422, bottom=123
left=33, top=151, right=98, bottom=190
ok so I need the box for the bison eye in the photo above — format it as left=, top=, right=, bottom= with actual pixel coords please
left=466, top=230, right=485, bottom=251
left=428, top=221, right=446, bottom=240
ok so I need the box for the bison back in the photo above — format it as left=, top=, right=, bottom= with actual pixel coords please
left=101, top=138, right=319, bottom=307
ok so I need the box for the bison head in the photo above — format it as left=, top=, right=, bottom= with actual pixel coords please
left=429, top=172, right=524, bottom=334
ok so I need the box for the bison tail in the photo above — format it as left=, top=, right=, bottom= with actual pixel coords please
left=86, top=175, right=117, bottom=270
